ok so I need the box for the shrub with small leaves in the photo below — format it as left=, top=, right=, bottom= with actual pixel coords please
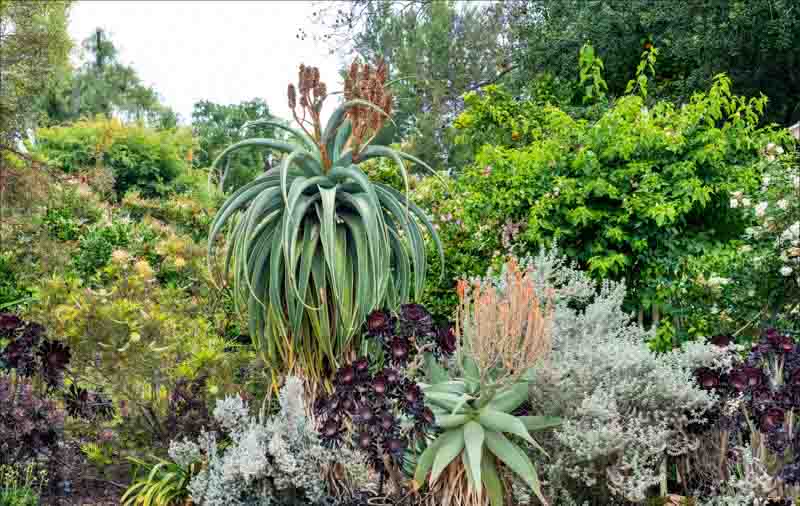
left=500, top=250, right=730, bottom=504
left=186, top=377, right=369, bottom=506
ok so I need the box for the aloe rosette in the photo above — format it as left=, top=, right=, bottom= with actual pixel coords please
left=207, top=63, right=443, bottom=382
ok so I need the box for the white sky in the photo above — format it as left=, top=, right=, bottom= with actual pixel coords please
left=68, top=0, right=343, bottom=124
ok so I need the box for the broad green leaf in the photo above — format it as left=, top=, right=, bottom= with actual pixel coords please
left=481, top=450, right=504, bottom=506
left=478, top=408, right=535, bottom=444
left=485, top=431, right=548, bottom=506
left=463, top=421, right=485, bottom=492
left=430, top=427, right=465, bottom=485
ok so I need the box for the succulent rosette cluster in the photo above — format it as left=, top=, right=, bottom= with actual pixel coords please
left=64, top=383, right=115, bottom=422
left=0, top=374, right=65, bottom=464
left=314, top=355, right=435, bottom=483
left=364, top=304, right=456, bottom=366
left=694, top=329, right=800, bottom=486
left=0, top=312, right=71, bottom=387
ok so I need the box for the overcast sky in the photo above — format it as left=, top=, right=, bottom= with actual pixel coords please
left=69, top=1, right=343, bottom=124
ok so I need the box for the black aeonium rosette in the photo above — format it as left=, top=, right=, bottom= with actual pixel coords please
left=315, top=357, right=433, bottom=483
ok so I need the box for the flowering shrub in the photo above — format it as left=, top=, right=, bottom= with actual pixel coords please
left=30, top=256, right=247, bottom=449
left=721, top=146, right=800, bottom=333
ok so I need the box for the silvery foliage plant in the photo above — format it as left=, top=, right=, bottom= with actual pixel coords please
left=493, top=250, right=734, bottom=504
left=166, top=377, right=366, bottom=506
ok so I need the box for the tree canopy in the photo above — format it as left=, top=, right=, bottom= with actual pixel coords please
left=0, top=0, right=72, bottom=146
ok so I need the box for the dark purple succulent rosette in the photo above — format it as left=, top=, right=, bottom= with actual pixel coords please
left=728, top=366, right=765, bottom=393
left=748, top=385, right=775, bottom=416
left=0, top=313, right=23, bottom=335
left=38, top=341, right=71, bottom=387
left=398, top=303, right=434, bottom=338
left=0, top=375, right=64, bottom=463
left=767, top=426, right=791, bottom=455
left=434, top=323, right=457, bottom=357
left=695, top=367, right=722, bottom=390
left=64, top=384, right=115, bottom=421
left=384, top=335, right=414, bottom=367
left=708, top=334, right=734, bottom=348
left=365, top=309, right=395, bottom=340
left=780, top=461, right=800, bottom=486
left=760, top=406, right=786, bottom=432
left=315, top=357, right=431, bottom=477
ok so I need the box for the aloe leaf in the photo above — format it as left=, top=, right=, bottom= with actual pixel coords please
left=463, top=421, right=485, bottom=492
left=478, top=407, right=535, bottom=445
left=481, top=451, right=504, bottom=506
left=414, top=430, right=447, bottom=487
left=484, top=431, right=548, bottom=505
left=520, top=416, right=563, bottom=432
left=429, top=427, right=465, bottom=485
left=435, top=413, right=472, bottom=429
left=487, top=381, right=530, bottom=414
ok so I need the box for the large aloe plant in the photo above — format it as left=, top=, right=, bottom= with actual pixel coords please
left=207, top=62, right=443, bottom=382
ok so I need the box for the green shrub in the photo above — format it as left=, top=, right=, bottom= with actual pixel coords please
left=0, top=255, right=31, bottom=310
left=0, top=463, right=46, bottom=506
left=423, top=76, right=790, bottom=335
left=72, top=222, right=132, bottom=279
left=31, top=117, right=194, bottom=197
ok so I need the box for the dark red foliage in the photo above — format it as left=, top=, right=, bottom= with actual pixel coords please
left=760, top=407, right=786, bottom=432
left=695, top=367, right=721, bottom=390
left=708, top=334, right=733, bottom=347
left=0, top=375, right=64, bottom=465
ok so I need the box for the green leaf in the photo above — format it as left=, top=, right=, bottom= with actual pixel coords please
left=487, top=382, right=530, bottom=413
left=435, top=413, right=472, bottom=429
left=478, top=408, right=534, bottom=444
left=430, top=427, right=465, bottom=485
left=481, top=450, right=504, bottom=506
left=520, top=416, right=562, bottom=432
left=414, top=431, right=446, bottom=487
left=463, top=421, right=485, bottom=492
left=485, top=431, right=548, bottom=505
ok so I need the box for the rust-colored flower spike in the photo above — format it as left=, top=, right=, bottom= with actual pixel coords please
left=381, top=94, right=393, bottom=116
left=313, top=82, right=327, bottom=102
left=287, top=84, right=297, bottom=109
left=289, top=63, right=330, bottom=167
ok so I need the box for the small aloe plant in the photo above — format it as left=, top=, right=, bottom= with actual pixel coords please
left=415, top=260, right=559, bottom=506
left=208, top=61, right=443, bottom=382
left=415, top=365, right=560, bottom=506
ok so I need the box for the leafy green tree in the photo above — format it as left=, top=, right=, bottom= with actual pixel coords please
left=0, top=0, right=72, bottom=146
left=425, top=77, right=790, bottom=337
left=190, top=98, right=279, bottom=191
left=510, top=0, right=800, bottom=125
left=38, top=28, right=178, bottom=128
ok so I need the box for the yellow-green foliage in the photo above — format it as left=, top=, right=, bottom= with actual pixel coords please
left=30, top=256, right=245, bottom=426
left=123, top=190, right=218, bottom=242
left=31, top=117, right=195, bottom=197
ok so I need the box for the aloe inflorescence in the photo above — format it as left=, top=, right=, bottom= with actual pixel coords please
left=208, top=61, right=443, bottom=383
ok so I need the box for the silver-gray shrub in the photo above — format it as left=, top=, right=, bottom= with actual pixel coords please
left=495, top=250, right=731, bottom=504
left=182, top=376, right=367, bottom=506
